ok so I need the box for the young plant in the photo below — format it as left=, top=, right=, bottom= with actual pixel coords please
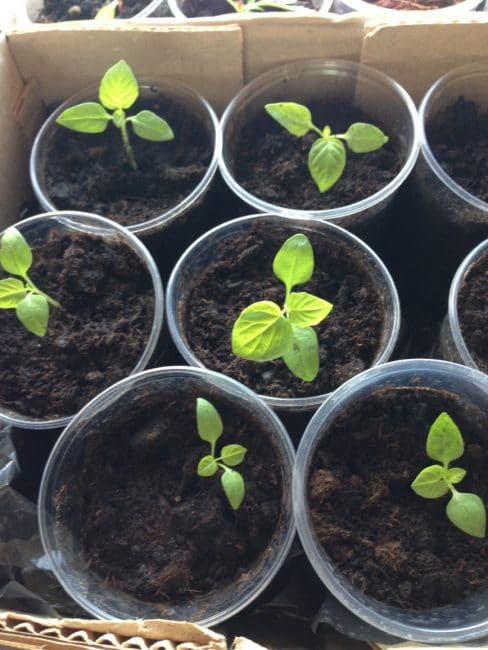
left=0, top=227, right=60, bottom=337
left=231, top=233, right=333, bottom=382
left=94, top=0, right=122, bottom=19
left=225, top=0, right=298, bottom=12
left=411, top=412, right=486, bottom=539
left=56, top=60, right=174, bottom=171
left=196, top=397, right=247, bottom=510
left=264, top=102, right=388, bottom=193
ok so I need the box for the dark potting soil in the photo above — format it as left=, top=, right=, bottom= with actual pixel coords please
left=457, top=249, right=488, bottom=373
left=0, top=230, right=154, bottom=420
left=364, top=0, right=463, bottom=8
left=178, top=0, right=315, bottom=17
left=43, top=96, right=212, bottom=228
left=308, top=386, right=488, bottom=610
left=55, top=390, right=283, bottom=604
left=36, top=0, right=150, bottom=21
left=183, top=223, right=386, bottom=399
left=428, top=98, right=488, bottom=204
left=233, top=102, right=401, bottom=211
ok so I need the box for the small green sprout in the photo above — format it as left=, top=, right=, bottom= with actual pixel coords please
left=196, top=397, right=248, bottom=510
left=411, top=412, right=486, bottom=539
left=56, top=60, right=174, bottom=171
left=231, top=233, right=333, bottom=382
left=226, top=0, right=298, bottom=12
left=264, top=102, right=388, bottom=193
left=94, top=0, right=121, bottom=19
left=0, top=227, right=60, bottom=337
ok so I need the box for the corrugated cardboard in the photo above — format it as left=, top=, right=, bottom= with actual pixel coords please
left=0, top=11, right=487, bottom=650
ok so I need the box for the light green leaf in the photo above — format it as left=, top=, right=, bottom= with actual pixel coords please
left=94, top=0, right=118, bottom=19
left=16, top=293, right=49, bottom=337
left=411, top=464, right=449, bottom=499
left=446, top=492, right=486, bottom=538
left=282, top=325, right=319, bottom=382
left=342, top=122, right=388, bottom=153
left=0, top=227, right=32, bottom=277
left=447, top=467, right=467, bottom=485
left=196, top=398, right=223, bottom=449
left=99, top=60, right=139, bottom=111
left=0, top=278, right=27, bottom=308
left=130, top=110, right=174, bottom=142
left=232, top=301, right=293, bottom=362
left=264, top=102, right=314, bottom=137
left=221, top=444, right=247, bottom=467
left=287, top=291, right=333, bottom=328
left=426, top=412, right=464, bottom=466
left=308, top=137, right=346, bottom=193
left=197, top=454, right=218, bottom=477
left=56, top=102, right=112, bottom=134
left=221, top=467, right=245, bottom=510
left=273, top=234, right=314, bottom=294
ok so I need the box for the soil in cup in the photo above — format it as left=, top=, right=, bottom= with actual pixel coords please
left=457, top=248, right=488, bottom=373
left=363, top=0, right=465, bottom=9
left=178, top=0, right=316, bottom=17
left=35, top=0, right=153, bottom=21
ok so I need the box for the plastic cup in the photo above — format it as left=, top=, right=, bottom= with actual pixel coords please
left=38, top=365, right=295, bottom=625
left=219, top=59, right=419, bottom=234
left=294, top=358, right=488, bottom=644
left=30, top=80, right=221, bottom=238
left=167, top=0, right=331, bottom=18
left=0, top=211, right=164, bottom=430
left=166, top=213, right=401, bottom=413
left=333, top=0, right=482, bottom=15
left=15, top=0, right=162, bottom=23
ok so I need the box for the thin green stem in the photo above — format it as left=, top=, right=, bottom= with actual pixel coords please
left=311, top=123, right=324, bottom=138
left=119, top=117, right=137, bottom=171
left=24, top=274, right=60, bottom=308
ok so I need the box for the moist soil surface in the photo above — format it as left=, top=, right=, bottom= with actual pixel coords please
left=457, top=249, right=488, bottom=373
left=36, top=0, right=150, bottom=21
left=0, top=230, right=154, bottom=420
left=178, top=0, right=315, bottom=17
left=55, top=389, right=283, bottom=605
left=308, top=386, right=488, bottom=610
left=43, top=95, right=212, bottom=228
left=428, top=98, right=488, bottom=203
left=233, top=102, right=401, bottom=211
left=364, top=0, right=464, bottom=8
left=183, top=222, right=386, bottom=399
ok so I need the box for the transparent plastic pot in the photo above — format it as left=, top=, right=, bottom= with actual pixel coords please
left=294, top=358, right=488, bottom=643
left=438, top=238, right=488, bottom=371
left=333, top=0, right=482, bottom=15
left=15, top=0, right=162, bottom=24
left=0, top=211, right=164, bottom=431
left=30, top=80, right=221, bottom=238
left=167, top=0, right=331, bottom=19
left=38, top=365, right=295, bottom=625
left=166, top=213, right=401, bottom=413
left=219, top=59, right=419, bottom=234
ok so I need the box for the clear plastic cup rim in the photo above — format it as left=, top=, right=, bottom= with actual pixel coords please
left=167, top=0, right=332, bottom=18
left=16, top=0, right=162, bottom=23
left=337, top=0, right=482, bottom=14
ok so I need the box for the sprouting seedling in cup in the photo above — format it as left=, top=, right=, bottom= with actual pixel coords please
left=56, top=60, right=174, bottom=171
left=225, top=0, right=299, bottom=12
left=264, top=102, right=388, bottom=193
left=232, top=234, right=333, bottom=382
left=196, top=397, right=247, bottom=510
left=0, top=227, right=60, bottom=337
left=411, top=412, right=486, bottom=538
left=94, top=0, right=123, bottom=19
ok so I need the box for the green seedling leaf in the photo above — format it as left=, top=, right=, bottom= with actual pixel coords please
left=231, top=300, right=293, bottom=362
left=94, top=0, right=119, bottom=19
left=447, top=467, right=467, bottom=484
left=287, top=291, right=333, bottom=328
left=99, top=60, right=139, bottom=111
left=221, top=444, right=247, bottom=467
left=56, top=102, right=112, bottom=134
left=196, top=397, right=223, bottom=448
left=0, top=227, right=32, bottom=277
left=130, top=110, right=174, bottom=142
left=342, top=122, right=389, bottom=153
left=446, top=492, right=486, bottom=539
left=197, top=455, right=218, bottom=477
left=308, top=137, right=346, bottom=193
left=273, top=234, right=314, bottom=294
left=282, top=325, right=319, bottom=382
left=221, top=467, right=245, bottom=510
left=265, top=102, right=314, bottom=137
left=411, top=465, right=449, bottom=499
left=0, top=278, right=27, bottom=308
left=427, top=411, right=464, bottom=466
left=16, top=293, right=49, bottom=337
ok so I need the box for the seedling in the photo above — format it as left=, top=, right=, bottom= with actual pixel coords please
left=411, top=412, right=486, bottom=539
left=0, top=227, right=60, bottom=337
left=264, top=102, right=388, bottom=193
left=94, top=0, right=122, bottom=19
left=225, top=0, right=299, bottom=12
left=231, top=233, right=333, bottom=382
left=196, top=397, right=247, bottom=510
left=56, top=60, right=174, bottom=171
